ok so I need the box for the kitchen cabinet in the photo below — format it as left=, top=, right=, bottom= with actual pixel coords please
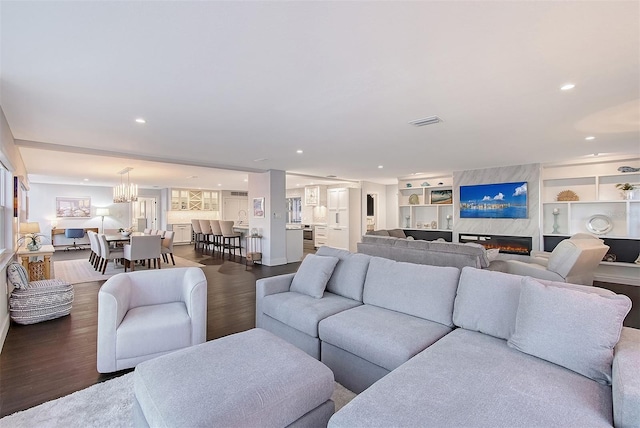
left=171, top=189, right=219, bottom=211
left=169, top=223, right=192, bottom=244
left=327, top=188, right=361, bottom=251
left=314, top=225, right=327, bottom=248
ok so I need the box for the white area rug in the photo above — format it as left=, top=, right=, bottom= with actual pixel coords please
left=0, top=373, right=356, bottom=427
left=54, top=257, right=205, bottom=284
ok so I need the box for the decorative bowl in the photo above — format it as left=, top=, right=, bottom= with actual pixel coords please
left=121, top=231, right=132, bottom=237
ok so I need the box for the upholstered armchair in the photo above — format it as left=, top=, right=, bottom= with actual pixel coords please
left=504, top=238, right=609, bottom=285
left=97, top=267, right=207, bottom=373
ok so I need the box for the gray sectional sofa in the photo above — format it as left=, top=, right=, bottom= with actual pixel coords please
left=256, top=246, right=640, bottom=427
left=357, top=234, right=502, bottom=270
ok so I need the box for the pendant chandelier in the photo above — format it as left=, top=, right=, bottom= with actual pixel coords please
left=113, top=167, right=138, bottom=203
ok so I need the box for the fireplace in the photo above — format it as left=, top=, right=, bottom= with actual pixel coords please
left=459, top=234, right=532, bottom=256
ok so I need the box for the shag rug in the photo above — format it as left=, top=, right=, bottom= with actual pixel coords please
left=54, top=257, right=205, bottom=284
left=0, top=372, right=357, bottom=427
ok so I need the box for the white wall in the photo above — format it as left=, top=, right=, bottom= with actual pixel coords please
left=385, top=184, right=398, bottom=230
left=28, top=183, right=162, bottom=245
left=0, top=105, right=29, bottom=353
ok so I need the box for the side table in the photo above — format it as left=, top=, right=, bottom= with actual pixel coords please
left=16, top=244, right=56, bottom=281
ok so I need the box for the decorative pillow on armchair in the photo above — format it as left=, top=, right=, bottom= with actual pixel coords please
left=508, top=277, right=631, bottom=385
left=290, top=254, right=339, bottom=299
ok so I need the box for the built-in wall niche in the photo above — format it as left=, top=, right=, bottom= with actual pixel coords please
left=398, top=176, right=453, bottom=231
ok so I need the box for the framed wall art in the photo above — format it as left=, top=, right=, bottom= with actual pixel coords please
left=56, top=197, right=91, bottom=218
left=253, top=197, right=265, bottom=218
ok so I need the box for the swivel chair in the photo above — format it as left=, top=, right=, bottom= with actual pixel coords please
left=65, top=228, right=86, bottom=251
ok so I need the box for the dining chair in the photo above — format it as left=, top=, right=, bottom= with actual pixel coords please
left=155, top=230, right=166, bottom=238
left=219, top=220, right=242, bottom=259
left=124, top=235, right=162, bottom=272
left=143, top=228, right=152, bottom=234
left=199, top=220, right=213, bottom=252
left=98, top=234, right=125, bottom=274
left=161, top=230, right=175, bottom=265
left=88, top=231, right=102, bottom=271
left=150, top=229, right=158, bottom=235
left=209, top=220, right=223, bottom=255
left=191, top=219, right=203, bottom=249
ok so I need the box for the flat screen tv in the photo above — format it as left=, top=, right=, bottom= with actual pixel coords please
left=459, top=181, right=527, bottom=219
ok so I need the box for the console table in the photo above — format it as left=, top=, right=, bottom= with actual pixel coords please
left=16, top=244, right=56, bottom=281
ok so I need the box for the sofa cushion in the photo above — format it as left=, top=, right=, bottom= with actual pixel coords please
left=363, top=257, right=459, bottom=327
left=117, top=302, right=191, bottom=359
left=262, top=291, right=361, bottom=338
left=316, top=246, right=371, bottom=301
left=290, top=254, right=339, bottom=298
left=508, top=277, right=631, bottom=385
left=328, top=328, right=613, bottom=428
left=319, top=305, right=452, bottom=372
left=453, top=267, right=618, bottom=341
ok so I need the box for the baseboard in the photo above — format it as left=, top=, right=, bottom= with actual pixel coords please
left=594, top=273, right=640, bottom=287
left=263, top=257, right=289, bottom=266
left=0, top=313, right=9, bottom=354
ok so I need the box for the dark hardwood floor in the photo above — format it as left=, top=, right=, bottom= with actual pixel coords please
left=0, top=245, right=300, bottom=417
left=1, top=245, right=638, bottom=418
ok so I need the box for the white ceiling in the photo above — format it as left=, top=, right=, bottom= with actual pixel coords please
left=1, top=1, right=639, bottom=190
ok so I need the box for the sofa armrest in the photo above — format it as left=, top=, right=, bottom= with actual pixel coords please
left=504, top=260, right=565, bottom=282
left=255, top=273, right=295, bottom=328
left=613, top=327, right=640, bottom=428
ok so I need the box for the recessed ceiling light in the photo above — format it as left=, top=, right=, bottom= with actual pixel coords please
left=186, top=175, right=198, bottom=179
left=378, top=165, right=384, bottom=169
left=296, top=150, right=303, bottom=154
left=296, top=184, right=301, bottom=187
left=253, top=158, right=268, bottom=162
left=243, top=178, right=248, bottom=182
left=83, top=178, right=89, bottom=181
left=135, top=118, right=146, bottom=124
left=585, top=136, right=595, bottom=140
left=560, top=83, right=575, bottom=91
left=217, top=183, right=222, bottom=187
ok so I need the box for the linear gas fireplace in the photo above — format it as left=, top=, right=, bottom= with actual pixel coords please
left=459, top=234, right=532, bottom=256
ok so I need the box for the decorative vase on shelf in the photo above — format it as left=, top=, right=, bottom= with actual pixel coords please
left=624, top=190, right=633, bottom=200
left=405, top=216, right=411, bottom=228
left=552, top=209, right=560, bottom=234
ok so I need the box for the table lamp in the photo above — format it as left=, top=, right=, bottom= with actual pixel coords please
left=96, top=208, right=110, bottom=233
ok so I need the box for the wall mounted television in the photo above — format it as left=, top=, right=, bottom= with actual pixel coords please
left=459, top=181, right=528, bottom=219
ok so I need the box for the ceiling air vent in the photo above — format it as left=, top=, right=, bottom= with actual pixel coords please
left=231, top=191, right=248, bottom=197
left=408, top=116, right=443, bottom=127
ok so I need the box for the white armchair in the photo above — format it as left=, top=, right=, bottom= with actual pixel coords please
left=97, top=267, right=207, bottom=373
left=504, top=238, right=609, bottom=285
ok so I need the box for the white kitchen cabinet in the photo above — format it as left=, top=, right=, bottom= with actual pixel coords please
left=327, top=188, right=361, bottom=252
left=169, top=223, right=192, bottom=244
left=314, top=225, right=327, bottom=248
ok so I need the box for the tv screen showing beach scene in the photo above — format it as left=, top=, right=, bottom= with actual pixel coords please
left=459, top=181, right=527, bottom=219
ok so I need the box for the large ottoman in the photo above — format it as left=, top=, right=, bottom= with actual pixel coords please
left=134, top=328, right=335, bottom=427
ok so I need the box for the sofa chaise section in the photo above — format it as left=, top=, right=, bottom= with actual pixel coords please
left=319, top=256, right=460, bottom=393
left=329, top=266, right=636, bottom=427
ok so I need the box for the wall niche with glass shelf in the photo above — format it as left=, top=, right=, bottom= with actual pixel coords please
left=171, top=188, right=220, bottom=211
left=398, top=176, right=453, bottom=231
left=542, top=164, right=639, bottom=240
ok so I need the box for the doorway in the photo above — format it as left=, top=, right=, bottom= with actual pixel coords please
left=132, top=197, right=157, bottom=232
left=366, top=193, right=377, bottom=231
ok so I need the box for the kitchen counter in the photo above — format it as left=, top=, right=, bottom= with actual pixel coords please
left=286, top=228, right=303, bottom=263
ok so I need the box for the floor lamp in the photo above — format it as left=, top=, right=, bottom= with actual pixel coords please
left=96, top=208, right=110, bottom=233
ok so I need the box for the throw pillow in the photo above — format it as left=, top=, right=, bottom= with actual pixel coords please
left=7, top=262, right=29, bottom=289
left=486, top=248, right=500, bottom=261
left=387, top=229, right=406, bottom=238
left=290, top=254, right=339, bottom=299
left=507, top=277, right=631, bottom=385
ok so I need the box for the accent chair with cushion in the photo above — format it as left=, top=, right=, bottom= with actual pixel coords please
left=97, top=267, right=207, bottom=373
left=504, top=237, right=609, bottom=285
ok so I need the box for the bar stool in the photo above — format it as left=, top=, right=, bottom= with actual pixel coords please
left=199, top=220, right=213, bottom=253
left=219, top=221, right=242, bottom=259
left=209, top=220, right=223, bottom=255
left=191, top=219, right=203, bottom=249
